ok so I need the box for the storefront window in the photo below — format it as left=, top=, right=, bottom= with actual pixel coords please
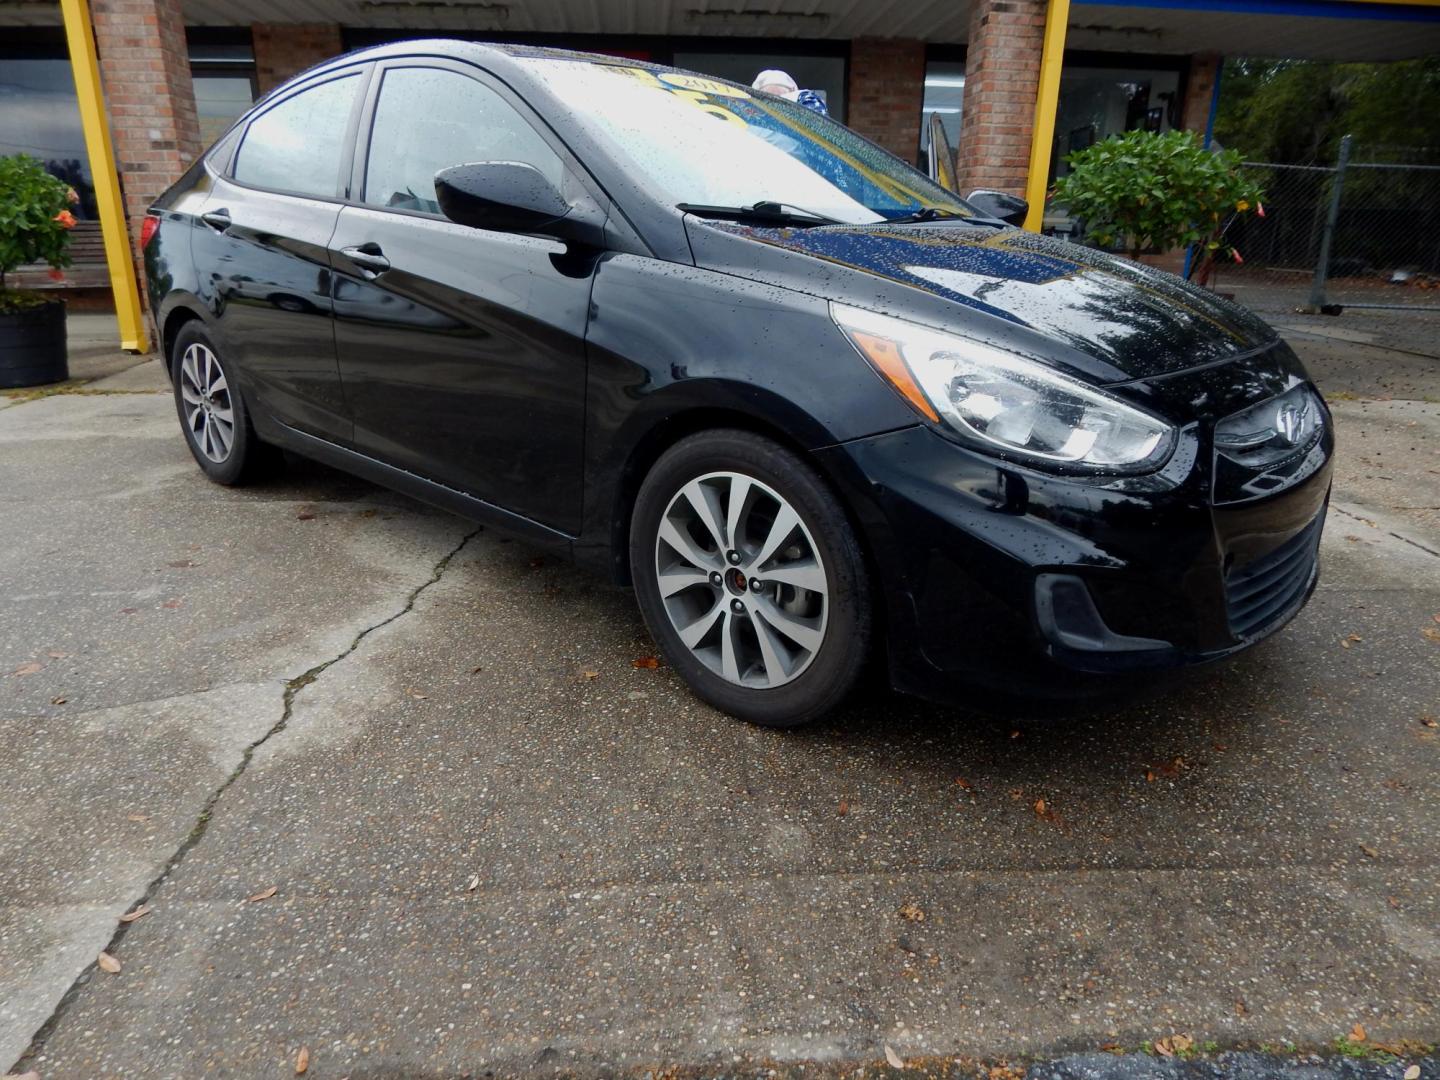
left=1051, top=67, right=1181, bottom=180
left=0, top=56, right=96, bottom=218
left=190, top=40, right=258, bottom=145
left=670, top=51, right=846, bottom=120
left=920, top=61, right=964, bottom=167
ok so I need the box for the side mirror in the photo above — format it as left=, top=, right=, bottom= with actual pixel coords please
left=966, top=189, right=1029, bottom=226
left=435, top=161, right=602, bottom=245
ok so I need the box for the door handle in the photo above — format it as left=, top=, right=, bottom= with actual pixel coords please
left=340, top=243, right=390, bottom=277
left=200, top=209, right=232, bottom=231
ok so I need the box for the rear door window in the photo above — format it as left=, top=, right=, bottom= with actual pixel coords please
left=233, top=74, right=360, bottom=198
left=362, top=66, right=564, bottom=215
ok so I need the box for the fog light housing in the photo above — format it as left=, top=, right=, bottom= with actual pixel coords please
left=1034, top=573, right=1170, bottom=653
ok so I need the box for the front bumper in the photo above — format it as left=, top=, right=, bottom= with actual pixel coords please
left=815, top=420, right=1333, bottom=704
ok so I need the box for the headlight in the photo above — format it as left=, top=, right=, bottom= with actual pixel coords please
left=831, top=303, right=1175, bottom=472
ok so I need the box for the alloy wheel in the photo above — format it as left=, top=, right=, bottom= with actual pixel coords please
left=654, top=471, right=829, bottom=688
left=178, top=342, right=235, bottom=464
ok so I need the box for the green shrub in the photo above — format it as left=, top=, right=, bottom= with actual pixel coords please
left=1050, top=129, right=1263, bottom=264
left=0, top=154, right=78, bottom=312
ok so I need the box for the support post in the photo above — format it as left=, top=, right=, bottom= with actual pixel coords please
left=1308, top=133, right=1352, bottom=312
left=58, top=0, right=149, bottom=353
left=1022, top=0, right=1071, bottom=232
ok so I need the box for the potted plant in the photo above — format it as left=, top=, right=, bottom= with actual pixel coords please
left=1050, top=129, right=1264, bottom=282
left=1, top=154, right=79, bottom=389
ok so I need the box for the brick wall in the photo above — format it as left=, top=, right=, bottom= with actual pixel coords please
left=91, top=0, right=202, bottom=248
left=1180, top=52, right=1222, bottom=140
left=846, top=38, right=926, bottom=163
left=253, top=23, right=344, bottom=95
left=955, top=0, right=1046, bottom=196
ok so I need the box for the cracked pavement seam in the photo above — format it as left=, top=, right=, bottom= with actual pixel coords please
left=8, top=525, right=482, bottom=1073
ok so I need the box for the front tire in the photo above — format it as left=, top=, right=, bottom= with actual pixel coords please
left=630, top=429, right=871, bottom=727
left=170, top=322, right=274, bottom=486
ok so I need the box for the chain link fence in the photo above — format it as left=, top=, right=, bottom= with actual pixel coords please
left=1211, top=138, right=1440, bottom=315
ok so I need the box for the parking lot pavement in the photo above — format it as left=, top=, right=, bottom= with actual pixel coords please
left=3, top=338, right=1438, bottom=1078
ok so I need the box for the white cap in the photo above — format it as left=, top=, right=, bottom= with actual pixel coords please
left=752, top=69, right=800, bottom=101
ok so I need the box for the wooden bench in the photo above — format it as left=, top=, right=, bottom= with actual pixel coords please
left=10, top=221, right=113, bottom=290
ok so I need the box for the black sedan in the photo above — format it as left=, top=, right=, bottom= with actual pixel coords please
left=143, top=41, right=1333, bottom=727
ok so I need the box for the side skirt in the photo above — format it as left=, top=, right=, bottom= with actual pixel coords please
left=267, top=421, right=577, bottom=557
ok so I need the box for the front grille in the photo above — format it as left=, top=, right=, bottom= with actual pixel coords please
left=1225, top=517, right=1322, bottom=639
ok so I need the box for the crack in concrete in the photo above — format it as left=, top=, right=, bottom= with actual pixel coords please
left=10, top=526, right=481, bottom=1072
left=1333, top=504, right=1440, bottom=558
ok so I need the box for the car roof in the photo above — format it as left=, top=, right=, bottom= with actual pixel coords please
left=308, top=38, right=753, bottom=96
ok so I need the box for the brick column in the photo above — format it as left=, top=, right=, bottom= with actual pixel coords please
left=91, top=0, right=202, bottom=246
left=955, top=0, right=1046, bottom=196
left=1179, top=52, right=1222, bottom=141
left=847, top=39, right=926, bottom=163
left=253, top=24, right=344, bottom=95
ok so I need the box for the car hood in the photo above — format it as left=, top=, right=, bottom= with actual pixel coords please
left=685, top=220, right=1281, bottom=384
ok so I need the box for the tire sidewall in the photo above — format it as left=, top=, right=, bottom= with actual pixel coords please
left=630, top=430, right=870, bottom=727
left=171, top=322, right=255, bottom=486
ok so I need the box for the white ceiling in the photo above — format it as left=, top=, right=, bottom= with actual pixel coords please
left=4, top=0, right=1439, bottom=60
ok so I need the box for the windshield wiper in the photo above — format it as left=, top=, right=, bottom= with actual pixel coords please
left=676, top=201, right=842, bottom=227
left=883, top=206, right=973, bottom=225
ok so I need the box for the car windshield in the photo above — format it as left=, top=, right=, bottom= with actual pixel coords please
left=525, top=58, right=976, bottom=225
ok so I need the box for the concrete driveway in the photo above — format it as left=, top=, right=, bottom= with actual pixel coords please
left=2, top=318, right=1438, bottom=1078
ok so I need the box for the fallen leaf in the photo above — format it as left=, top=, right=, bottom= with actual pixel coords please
left=161, top=599, right=182, bottom=610
left=1154, top=1037, right=1174, bottom=1057
left=167, top=559, right=197, bottom=568
left=1404, top=1066, right=1420, bottom=1080
left=837, top=799, right=850, bottom=817
left=1009, top=729, right=1021, bottom=739
left=1422, top=628, right=1440, bottom=643
left=119, top=904, right=151, bottom=923
left=295, top=1046, right=310, bottom=1074
left=1234, top=998, right=1249, bottom=1017
left=1360, top=844, right=1379, bottom=859
left=119, top=607, right=138, bottom=615
left=296, top=509, right=316, bottom=521
left=405, top=688, right=428, bottom=699
left=1422, top=716, right=1438, bottom=728
left=471, top=665, right=483, bottom=674
left=96, top=951, right=121, bottom=974
left=954, top=777, right=974, bottom=792
left=1171, top=1034, right=1194, bottom=1053
left=47, top=649, right=68, bottom=658
left=10, top=662, right=41, bottom=677
left=1145, top=770, right=1157, bottom=783
left=126, top=813, right=148, bottom=822
left=247, top=886, right=278, bottom=903
left=1388, top=895, right=1401, bottom=909
left=1100, top=1043, right=1124, bottom=1054
left=632, top=656, right=660, bottom=669
left=466, top=874, right=480, bottom=892
left=1033, top=798, right=1047, bottom=816
left=884, top=1043, right=905, bottom=1069
left=580, top=669, right=600, bottom=680
left=897, top=902, right=925, bottom=922
left=1351, top=1023, right=1368, bottom=1043
left=50, top=695, right=67, bottom=705
left=5, top=1071, right=41, bottom=1080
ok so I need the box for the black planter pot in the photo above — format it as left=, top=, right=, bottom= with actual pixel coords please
left=0, top=299, right=68, bottom=390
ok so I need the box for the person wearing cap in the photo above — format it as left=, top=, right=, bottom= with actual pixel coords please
left=751, top=69, right=828, bottom=115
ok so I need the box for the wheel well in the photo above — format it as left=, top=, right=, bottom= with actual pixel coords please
left=160, top=307, right=202, bottom=375
left=611, top=407, right=892, bottom=678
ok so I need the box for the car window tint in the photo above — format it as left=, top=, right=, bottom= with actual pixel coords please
left=233, top=74, right=359, bottom=197
left=364, top=66, right=564, bottom=215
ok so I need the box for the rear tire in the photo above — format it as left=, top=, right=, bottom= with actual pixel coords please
left=630, top=429, right=871, bottom=727
left=170, top=322, right=276, bottom=486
